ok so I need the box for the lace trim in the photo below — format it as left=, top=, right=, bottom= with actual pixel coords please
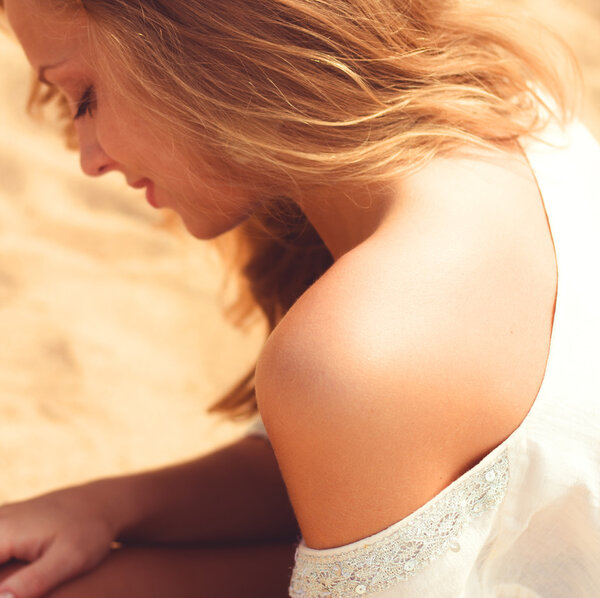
left=289, top=450, right=509, bottom=597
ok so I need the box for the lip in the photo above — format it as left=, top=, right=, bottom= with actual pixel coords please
left=128, top=178, right=150, bottom=190
left=128, top=178, right=158, bottom=208
left=145, top=181, right=158, bottom=208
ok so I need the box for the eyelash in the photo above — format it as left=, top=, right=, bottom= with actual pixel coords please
left=73, top=86, right=96, bottom=120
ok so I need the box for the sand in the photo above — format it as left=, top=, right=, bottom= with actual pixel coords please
left=0, top=36, right=262, bottom=502
left=0, top=3, right=598, bottom=504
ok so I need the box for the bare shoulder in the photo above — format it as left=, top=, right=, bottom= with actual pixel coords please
left=256, top=144, right=557, bottom=549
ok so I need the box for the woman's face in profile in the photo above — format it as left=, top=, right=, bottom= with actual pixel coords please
left=4, top=0, right=258, bottom=239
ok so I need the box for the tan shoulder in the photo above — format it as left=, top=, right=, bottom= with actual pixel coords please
left=256, top=144, right=556, bottom=549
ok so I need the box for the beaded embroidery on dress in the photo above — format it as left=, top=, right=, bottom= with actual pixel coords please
left=289, top=452, right=509, bottom=598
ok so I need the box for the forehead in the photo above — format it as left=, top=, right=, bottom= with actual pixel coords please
left=5, top=0, right=89, bottom=70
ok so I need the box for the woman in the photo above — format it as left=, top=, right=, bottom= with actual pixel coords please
left=0, top=0, right=599, bottom=596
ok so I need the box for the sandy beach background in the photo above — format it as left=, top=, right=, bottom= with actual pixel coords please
left=1, top=2, right=599, bottom=504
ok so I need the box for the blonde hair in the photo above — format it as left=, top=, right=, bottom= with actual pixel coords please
left=2, top=0, right=581, bottom=417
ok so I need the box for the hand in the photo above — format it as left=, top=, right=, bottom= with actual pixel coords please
left=0, top=485, right=116, bottom=598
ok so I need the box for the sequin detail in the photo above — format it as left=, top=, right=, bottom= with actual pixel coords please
left=289, top=451, right=509, bottom=597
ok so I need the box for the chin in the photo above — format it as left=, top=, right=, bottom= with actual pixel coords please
left=179, top=210, right=252, bottom=240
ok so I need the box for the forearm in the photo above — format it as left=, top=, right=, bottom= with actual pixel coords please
left=0, top=541, right=296, bottom=598
left=86, top=436, right=298, bottom=546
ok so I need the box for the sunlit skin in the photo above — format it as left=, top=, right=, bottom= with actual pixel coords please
left=3, top=0, right=562, bottom=592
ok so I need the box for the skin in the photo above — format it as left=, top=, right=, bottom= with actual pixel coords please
left=0, top=437, right=298, bottom=598
left=6, top=0, right=259, bottom=240
left=0, top=544, right=297, bottom=598
left=2, top=0, right=561, bottom=594
left=5, top=0, right=392, bottom=252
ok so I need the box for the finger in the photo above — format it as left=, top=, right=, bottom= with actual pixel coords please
left=0, top=530, right=20, bottom=566
left=0, top=545, right=16, bottom=567
left=0, top=541, right=91, bottom=598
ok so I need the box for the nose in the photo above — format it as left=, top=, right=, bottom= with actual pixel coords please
left=77, top=120, right=117, bottom=177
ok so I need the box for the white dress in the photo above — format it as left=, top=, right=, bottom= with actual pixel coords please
left=249, top=118, right=600, bottom=597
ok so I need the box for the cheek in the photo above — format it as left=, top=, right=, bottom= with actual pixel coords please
left=196, top=176, right=259, bottom=217
left=95, top=95, right=156, bottom=168
left=95, top=115, right=138, bottom=166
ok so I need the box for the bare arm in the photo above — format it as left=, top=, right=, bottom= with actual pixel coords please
left=0, top=435, right=298, bottom=598
left=94, top=435, right=299, bottom=546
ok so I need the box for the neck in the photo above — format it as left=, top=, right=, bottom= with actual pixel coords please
left=297, top=180, right=398, bottom=260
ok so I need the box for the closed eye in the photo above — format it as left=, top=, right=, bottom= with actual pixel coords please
left=73, top=85, right=96, bottom=120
